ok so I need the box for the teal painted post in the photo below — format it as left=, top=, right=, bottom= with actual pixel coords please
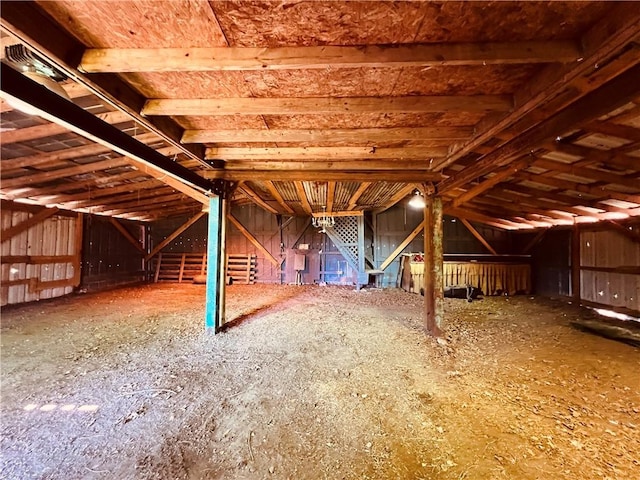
left=204, top=195, right=227, bottom=330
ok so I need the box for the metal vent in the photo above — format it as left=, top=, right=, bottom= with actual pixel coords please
left=4, top=44, right=67, bottom=82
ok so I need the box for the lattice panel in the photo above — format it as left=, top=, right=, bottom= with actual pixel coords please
left=326, top=216, right=359, bottom=268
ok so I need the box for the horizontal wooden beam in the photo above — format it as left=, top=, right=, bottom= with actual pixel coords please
left=142, top=95, right=512, bottom=116
left=183, top=127, right=473, bottom=144
left=311, top=211, right=363, bottom=218
left=213, top=160, right=437, bottom=171
left=1, top=254, right=76, bottom=265
left=206, top=146, right=448, bottom=160
left=205, top=170, right=443, bottom=182
left=79, top=41, right=580, bottom=73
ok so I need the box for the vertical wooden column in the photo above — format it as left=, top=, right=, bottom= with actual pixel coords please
left=205, top=195, right=228, bottom=331
left=356, top=215, right=366, bottom=290
left=424, top=195, right=444, bottom=336
left=571, top=221, right=581, bottom=301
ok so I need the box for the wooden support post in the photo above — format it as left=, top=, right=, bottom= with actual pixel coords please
left=205, top=195, right=227, bottom=331
left=571, top=221, right=581, bottom=302
left=424, top=196, right=444, bottom=337
left=72, top=212, right=83, bottom=287
left=356, top=215, right=365, bottom=290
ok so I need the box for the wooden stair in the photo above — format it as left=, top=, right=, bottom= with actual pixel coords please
left=153, top=252, right=256, bottom=284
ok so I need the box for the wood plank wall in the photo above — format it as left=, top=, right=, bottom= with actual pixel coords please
left=1, top=204, right=79, bottom=306
left=580, top=228, right=640, bottom=312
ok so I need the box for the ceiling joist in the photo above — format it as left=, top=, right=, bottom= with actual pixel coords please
left=79, top=41, right=580, bottom=73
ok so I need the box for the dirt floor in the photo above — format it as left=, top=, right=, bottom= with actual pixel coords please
left=1, top=284, right=639, bottom=480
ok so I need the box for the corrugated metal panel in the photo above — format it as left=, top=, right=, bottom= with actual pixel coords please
left=304, top=181, right=326, bottom=208
left=278, top=181, right=298, bottom=202
left=335, top=182, right=358, bottom=210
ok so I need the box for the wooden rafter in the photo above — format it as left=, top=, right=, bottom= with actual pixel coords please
left=142, top=95, right=512, bottom=116
left=263, top=181, right=294, bottom=215
left=206, top=170, right=442, bottom=183
left=238, top=183, right=278, bottom=214
left=326, top=182, right=336, bottom=212
left=438, top=62, right=640, bottom=194
left=213, top=160, right=435, bottom=171
left=294, top=181, right=312, bottom=215
left=79, top=41, right=580, bottom=73
left=430, top=4, right=640, bottom=172
left=347, top=182, right=371, bottom=211
left=1, top=110, right=130, bottom=144
left=375, top=184, right=419, bottom=214
left=1, top=132, right=157, bottom=172
left=183, top=127, right=473, bottom=144
left=205, top=146, right=448, bottom=160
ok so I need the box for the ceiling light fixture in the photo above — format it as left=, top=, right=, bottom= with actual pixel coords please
left=312, top=206, right=335, bottom=233
left=408, top=190, right=426, bottom=209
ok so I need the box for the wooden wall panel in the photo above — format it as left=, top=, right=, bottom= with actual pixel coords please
left=580, top=229, right=640, bottom=311
left=1, top=203, right=78, bottom=306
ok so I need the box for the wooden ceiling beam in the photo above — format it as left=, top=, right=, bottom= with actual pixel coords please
left=2, top=171, right=147, bottom=200
left=547, top=142, right=638, bottom=171
left=63, top=186, right=175, bottom=209
left=533, top=158, right=640, bottom=189
left=80, top=41, right=580, bottom=73
left=214, top=160, right=436, bottom=171
left=206, top=146, right=447, bottom=160
left=90, top=192, right=188, bottom=214
left=48, top=178, right=162, bottom=204
left=438, top=62, right=640, bottom=194
left=1, top=110, right=130, bottom=144
left=445, top=206, right=516, bottom=229
left=143, top=95, right=512, bottom=116
left=514, top=171, right=640, bottom=204
left=182, top=127, right=473, bottom=144
left=263, top=181, right=295, bottom=215
left=0, top=1, right=206, bottom=162
left=375, top=184, right=419, bottom=214
left=450, top=157, right=530, bottom=207
left=431, top=4, right=640, bottom=172
left=347, top=182, right=371, bottom=211
left=326, top=182, right=336, bottom=213
left=294, top=181, right=312, bottom=215
left=238, top=183, right=278, bottom=215
left=1, top=132, right=158, bottom=173
left=205, top=170, right=441, bottom=183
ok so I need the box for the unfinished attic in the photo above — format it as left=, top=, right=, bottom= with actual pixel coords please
left=1, top=2, right=639, bottom=479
